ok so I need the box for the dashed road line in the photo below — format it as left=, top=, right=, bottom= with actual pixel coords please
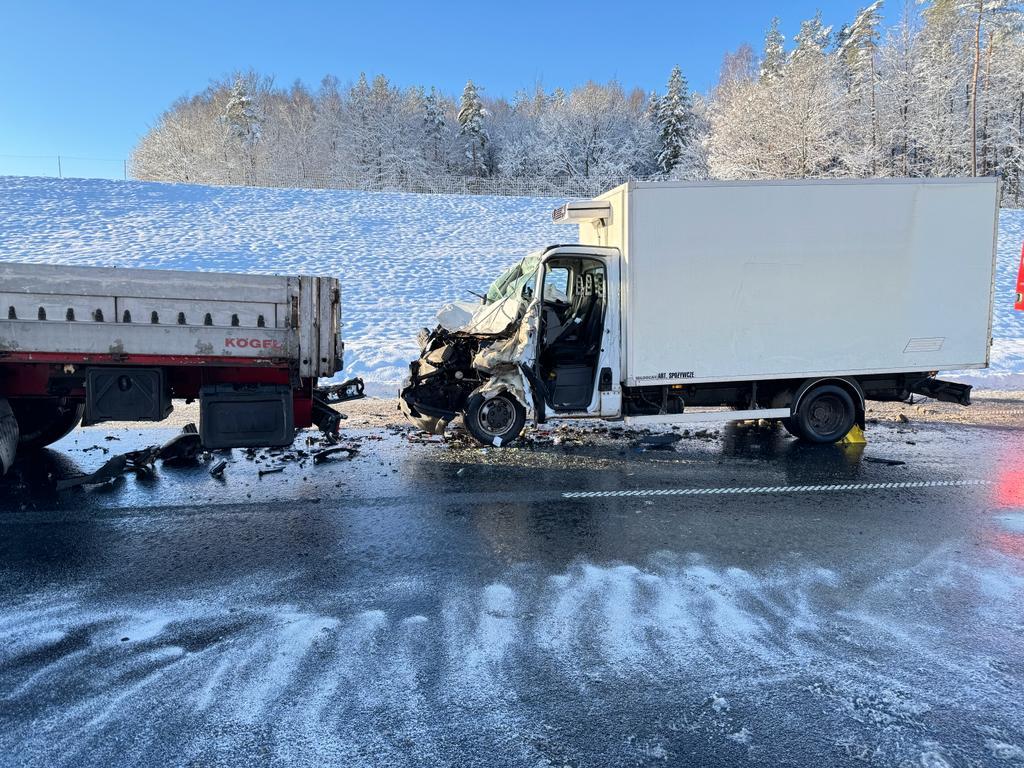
left=563, top=479, right=990, bottom=499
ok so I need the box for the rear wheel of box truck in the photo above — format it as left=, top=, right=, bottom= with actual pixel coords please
left=10, top=398, right=84, bottom=450
left=0, top=400, right=19, bottom=476
left=791, top=384, right=857, bottom=444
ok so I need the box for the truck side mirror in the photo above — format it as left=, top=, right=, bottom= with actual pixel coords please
left=522, top=285, right=534, bottom=300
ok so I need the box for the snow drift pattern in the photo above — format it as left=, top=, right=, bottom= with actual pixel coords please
left=1, top=550, right=1021, bottom=766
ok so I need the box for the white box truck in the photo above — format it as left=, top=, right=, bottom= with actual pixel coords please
left=0, top=263, right=363, bottom=475
left=400, top=178, right=999, bottom=446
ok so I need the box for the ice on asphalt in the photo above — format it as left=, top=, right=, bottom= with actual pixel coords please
left=1, top=550, right=1022, bottom=766
left=1, top=175, right=1022, bottom=393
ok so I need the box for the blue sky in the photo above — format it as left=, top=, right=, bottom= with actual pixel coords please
left=0, top=1, right=896, bottom=179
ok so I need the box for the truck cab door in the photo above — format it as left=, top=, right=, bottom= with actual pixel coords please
left=533, top=249, right=621, bottom=418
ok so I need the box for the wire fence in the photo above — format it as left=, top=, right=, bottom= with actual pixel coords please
left=0, top=153, right=636, bottom=198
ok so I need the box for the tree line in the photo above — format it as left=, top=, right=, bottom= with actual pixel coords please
left=132, top=1, right=1024, bottom=204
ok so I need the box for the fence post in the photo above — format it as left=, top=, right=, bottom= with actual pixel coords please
left=57, top=155, right=62, bottom=179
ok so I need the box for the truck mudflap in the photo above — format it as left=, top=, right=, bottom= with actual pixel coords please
left=910, top=377, right=972, bottom=406
left=311, top=377, right=365, bottom=439
left=0, top=399, right=18, bottom=477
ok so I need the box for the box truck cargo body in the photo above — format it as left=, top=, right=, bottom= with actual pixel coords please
left=583, top=178, right=998, bottom=387
left=400, top=178, right=999, bottom=447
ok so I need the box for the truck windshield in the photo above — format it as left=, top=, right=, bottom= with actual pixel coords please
left=483, top=254, right=541, bottom=304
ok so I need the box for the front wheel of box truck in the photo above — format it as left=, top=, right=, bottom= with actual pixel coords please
left=792, top=385, right=856, bottom=444
left=0, top=400, right=19, bottom=476
left=465, top=391, right=526, bottom=447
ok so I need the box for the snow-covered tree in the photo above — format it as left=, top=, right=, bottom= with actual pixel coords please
left=655, top=65, right=696, bottom=176
left=423, top=86, right=448, bottom=167
left=838, top=1, right=885, bottom=174
left=458, top=80, right=489, bottom=176
left=761, top=17, right=786, bottom=80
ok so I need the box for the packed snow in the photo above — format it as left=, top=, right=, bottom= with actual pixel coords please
left=0, top=176, right=1022, bottom=392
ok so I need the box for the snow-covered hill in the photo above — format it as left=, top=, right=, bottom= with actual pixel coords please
left=0, top=176, right=1022, bottom=391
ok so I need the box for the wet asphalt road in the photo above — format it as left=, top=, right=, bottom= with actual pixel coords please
left=1, top=417, right=1023, bottom=767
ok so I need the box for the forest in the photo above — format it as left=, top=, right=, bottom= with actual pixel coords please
left=131, top=1, right=1024, bottom=204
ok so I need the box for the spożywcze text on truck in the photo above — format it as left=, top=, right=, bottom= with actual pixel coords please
left=400, top=178, right=999, bottom=447
left=0, top=263, right=362, bottom=475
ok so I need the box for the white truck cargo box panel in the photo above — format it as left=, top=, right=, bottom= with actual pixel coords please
left=579, top=179, right=998, bottom=386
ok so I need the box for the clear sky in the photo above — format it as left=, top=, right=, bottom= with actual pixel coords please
left=0, top=0, right=896, bottom=179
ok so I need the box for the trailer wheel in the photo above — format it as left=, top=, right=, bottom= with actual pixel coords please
left=9, top=398, right=84, bottom=450
left=0, top=399, right=18, bottom=476
left=465, top=391, right=526, bottom=447
left=792, top=385, right=856, bottom=444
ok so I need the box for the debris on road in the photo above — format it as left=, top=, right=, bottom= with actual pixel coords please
left=258, top=465, right=285, bottom=477
left=312, top=445, right=358, bottom=464
left=864, top=456, right=907, bottom=466
left=55, top=446, right=159, bottom=491
left=636, top=433, right=683, bottom=450
left=209, top=459, right=228, bottom=479
left=157, top=423, right=203, bottom=464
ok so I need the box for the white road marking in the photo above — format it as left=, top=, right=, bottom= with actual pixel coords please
left=562, top=479, right=990, bottom=499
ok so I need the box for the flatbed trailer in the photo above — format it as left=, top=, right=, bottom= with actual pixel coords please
left=0, top=262, right=363, bottom=474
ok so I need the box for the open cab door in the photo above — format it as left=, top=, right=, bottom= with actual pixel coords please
left=1016, top=243, right=1024, bottom=311
left=528, top=247, right=621, bottom=420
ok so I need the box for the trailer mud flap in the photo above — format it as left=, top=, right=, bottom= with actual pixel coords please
left=0, top=399, right=18, bottom=477
left=199, top=384, right=294, bottom=449
left=910, top=377, right=972, bottom=406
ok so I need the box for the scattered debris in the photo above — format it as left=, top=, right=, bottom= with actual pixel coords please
left=897, top=413, right=910, bottom=423
left=864, top=456, right=907, bottom=466
left=157, top=423, right=203, bottom=464
left=258, top=465, right=285, bottom=477
left=55, top=446, right=158, bottom=491
left=312, top=445, right=358, bottom=464
left=209, top=459, right=228, bottom=479
left=637, top=433, right=683, bottom=450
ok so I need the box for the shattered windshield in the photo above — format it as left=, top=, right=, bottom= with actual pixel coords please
left=483, top=254, right=541, bottom=305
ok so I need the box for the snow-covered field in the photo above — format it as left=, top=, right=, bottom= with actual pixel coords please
left=0, top=176, right=1022, bottom=392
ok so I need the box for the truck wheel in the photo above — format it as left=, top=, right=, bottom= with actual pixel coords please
left=9, top=398, right=84, bottom=450
left=793, top=385, right=856, bottom=444
left=465, top=391, right=526, bottom=447
left=0, top=400, right=18, bottom=476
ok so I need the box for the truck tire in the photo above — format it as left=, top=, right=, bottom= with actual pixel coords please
left=0, top=399, right=19, bottom=476
left=9, top=398, right=84, bottom=450
left=465, top=391, right=526, bottom=447
left=792, top=384, right=856, bottom=444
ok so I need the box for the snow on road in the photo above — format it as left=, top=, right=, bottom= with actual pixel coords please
left=0, top=176, right=1022, bottom=391
left=1, top=549, right=1022, bottom=766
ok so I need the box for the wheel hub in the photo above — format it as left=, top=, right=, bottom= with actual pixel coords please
left=808, top=394, right=844, bottom=434
left=478, top=397, right=515, bottom=436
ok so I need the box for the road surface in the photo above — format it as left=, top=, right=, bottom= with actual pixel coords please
left=1, top=416, right=1022, bottom=767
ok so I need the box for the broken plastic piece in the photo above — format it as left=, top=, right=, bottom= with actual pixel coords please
left=158, top=424, right=203, bottom=464
left=312, top=445, right=357, bottom=464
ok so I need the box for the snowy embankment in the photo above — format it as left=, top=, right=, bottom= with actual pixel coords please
left=0, top=176, right=1021, bottom=392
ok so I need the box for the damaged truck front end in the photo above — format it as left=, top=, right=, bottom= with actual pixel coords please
left=400, top=254, right=543, bottom=445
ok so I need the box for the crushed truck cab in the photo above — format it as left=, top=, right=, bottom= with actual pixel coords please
left=402, top=178, right=999, bottom=447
